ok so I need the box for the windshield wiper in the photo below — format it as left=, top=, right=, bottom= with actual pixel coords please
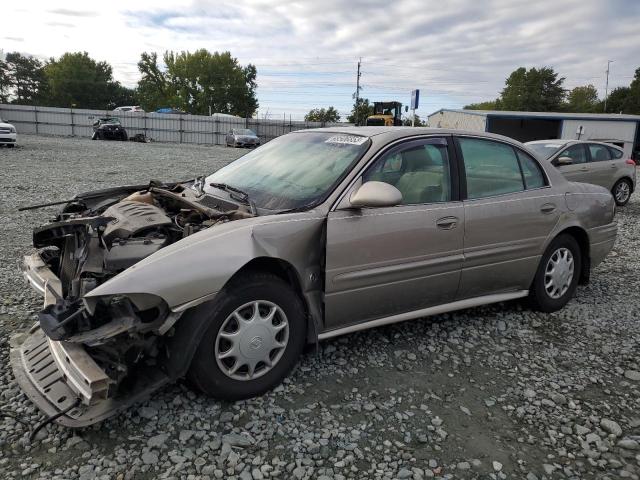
left=209, top=183, right=258, bottom=216
left=277, top=202, right=316, bottom=214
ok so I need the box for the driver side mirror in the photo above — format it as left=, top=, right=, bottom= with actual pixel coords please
left=556, top=156, right=573, bottom=166
left=349, top=181, right=403, bottom=208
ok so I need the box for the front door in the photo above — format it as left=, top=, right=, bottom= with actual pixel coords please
left=324, top=137, right=464, bottom=330
left=554, top=143, right=591, bottom=183
left=585, top=143, right=616, bottom=189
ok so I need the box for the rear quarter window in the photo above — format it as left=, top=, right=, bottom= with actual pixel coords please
left=608, top=147, right=623, bottom=159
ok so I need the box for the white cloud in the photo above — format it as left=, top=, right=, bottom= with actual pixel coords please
left=3, top=0, right=639, bottom=118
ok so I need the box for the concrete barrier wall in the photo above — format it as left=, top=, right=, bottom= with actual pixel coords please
left=0, top=104, right=349, bottom=145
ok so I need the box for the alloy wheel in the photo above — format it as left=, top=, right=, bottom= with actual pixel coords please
left=615, top=181, right=630, bottom=204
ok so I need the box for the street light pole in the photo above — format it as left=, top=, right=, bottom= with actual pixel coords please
left=355, top=58, right=361, bottom=125
left=604, top=60, right=614, bottom=113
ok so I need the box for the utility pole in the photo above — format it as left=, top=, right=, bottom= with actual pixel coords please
left=355, top=58, right=362, bottom=125
left=604, top=60, right=614, bottom=113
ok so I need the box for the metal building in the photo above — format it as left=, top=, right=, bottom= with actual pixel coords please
left=427, top=109, right=640, bottom=158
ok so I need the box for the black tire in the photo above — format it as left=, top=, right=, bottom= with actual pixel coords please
left=120, top=131, right=128, bottom=141
left=188, top=272, right=306, bottom=401
left=612, top=178, right=632, bottom=206
left=6, top=144, right=15, bottom=148
left=528, top=234, right=582, bottom=313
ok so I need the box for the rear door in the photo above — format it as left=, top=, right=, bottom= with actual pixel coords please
left=324, top=137, right=464, bottom=330
left=586, top=143, right=616, bottom=190
left=456, top=136, right=560, bottom=299
left=553, top=144, right=591, bottom=183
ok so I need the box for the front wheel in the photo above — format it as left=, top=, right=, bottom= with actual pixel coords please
left=612, top=178, right=632, bottom=206
left=188, top=272, right=306, bottom=401
left=528, top=234, right=582, bottom=313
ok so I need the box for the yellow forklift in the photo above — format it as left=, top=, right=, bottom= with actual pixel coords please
left=366, top=101, right=403, bottom=126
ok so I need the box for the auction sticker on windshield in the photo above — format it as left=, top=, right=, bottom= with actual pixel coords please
left=325, top=135, right=368, bottom=145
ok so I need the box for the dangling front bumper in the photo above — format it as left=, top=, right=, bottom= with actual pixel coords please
left=11, top=252, right=167, bottom=427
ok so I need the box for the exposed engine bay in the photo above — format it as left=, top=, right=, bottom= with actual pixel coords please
left=21, top=180, right=254, bottom=413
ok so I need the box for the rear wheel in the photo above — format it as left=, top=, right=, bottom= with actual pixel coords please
left=528, top=234, right=582, bottom=312
left=188, top=272, right=306, bottom=400
left=612, top=178, right=632, bottom=206
left=6, top=144, right=14, bottom=148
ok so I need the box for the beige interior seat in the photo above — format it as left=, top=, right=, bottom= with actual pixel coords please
left=395, top=148, right=445, bottom=204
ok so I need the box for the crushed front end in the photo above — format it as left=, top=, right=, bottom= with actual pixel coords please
left=11, top=181, right=251, bottom=426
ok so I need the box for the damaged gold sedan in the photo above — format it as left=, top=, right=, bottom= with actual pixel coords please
left=11, top=128, right=617, bottom=427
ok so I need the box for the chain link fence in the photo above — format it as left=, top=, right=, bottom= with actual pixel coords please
left=0, top=104, right=348, bottom=145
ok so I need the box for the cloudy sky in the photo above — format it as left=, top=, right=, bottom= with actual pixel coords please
left=3, top=0, right=639, bottom=119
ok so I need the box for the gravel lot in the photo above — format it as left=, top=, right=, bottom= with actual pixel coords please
left=1, top=135, right=640, bottom=480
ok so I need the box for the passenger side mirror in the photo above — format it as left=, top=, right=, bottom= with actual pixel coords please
left=349, top=181, right=402, bottom=208
left=556, top=156, right=573, bottom=166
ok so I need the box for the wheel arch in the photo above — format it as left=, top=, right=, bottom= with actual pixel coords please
left=161, top=255, right=321, bottom=380
left=223, top=257, right=321, bottom=345
left=555, top=225, right=591, bottom=284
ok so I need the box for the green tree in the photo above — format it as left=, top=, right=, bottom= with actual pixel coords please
left=604, top=86, right=631, bottom=113
left=305, top=106, right=340, bottom=123
left=565, top=85, right=599, bottom=112
left=137, top=52, right=176, bottom=110
left=624, top=67, right=640, bottom=114
left=464, top=99, right=501, bottom=110
left=500, top=67, right=565, bottom=111
left=347, top=98, right=373, bottom=125
left=402, top=113, right=426, bottom=126
left=137, top=49, right=258, bottom=116
left=44, top=52, right=130, bottom=109
left=4, top=52, right=47, bottom=104
left=0, top=57, right=10, bottom=103
left=602, top=68, right=640, bottom=114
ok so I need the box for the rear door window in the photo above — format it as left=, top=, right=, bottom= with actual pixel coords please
left=588, top=144, right=612, bottom=162
left=458, top=137, right=524, bottom=199
left=516, top=150, right=546, bottom=189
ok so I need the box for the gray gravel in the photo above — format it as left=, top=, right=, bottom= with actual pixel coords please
left=1, top=134, right=640, bottom=479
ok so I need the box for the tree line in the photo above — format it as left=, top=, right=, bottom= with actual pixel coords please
left=0, top=50, right=258, bottom=116
left=465, top=66, right=640, bottom=114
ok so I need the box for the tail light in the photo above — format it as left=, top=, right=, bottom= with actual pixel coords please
left=626, top=159, right=636, bottom=166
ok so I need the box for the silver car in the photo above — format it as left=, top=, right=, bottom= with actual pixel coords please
left=526, top=140, right=636, bottom=206
left=12, top=128, right=617, bottom=426
left=226, top=128, right=260, bottom=148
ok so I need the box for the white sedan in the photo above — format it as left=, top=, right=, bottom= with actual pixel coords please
left=0, top=118, right=17, bottom=148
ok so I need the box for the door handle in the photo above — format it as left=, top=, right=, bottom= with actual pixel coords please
left=580, top=167, right=589, bottom=171
left=611, top=164, right=617, bottom=169
left=436, top=216, right=458, bottom=229
left=540, top=203, right=556, bottom=214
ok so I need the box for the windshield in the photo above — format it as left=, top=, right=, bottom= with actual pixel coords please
left=527, top=142, right=565, bottom=159
left=101, top=118, right=121, bottom=125
left=205, top=132, right=371, bottom=211
left=234, top=129, right=255, bottom=136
